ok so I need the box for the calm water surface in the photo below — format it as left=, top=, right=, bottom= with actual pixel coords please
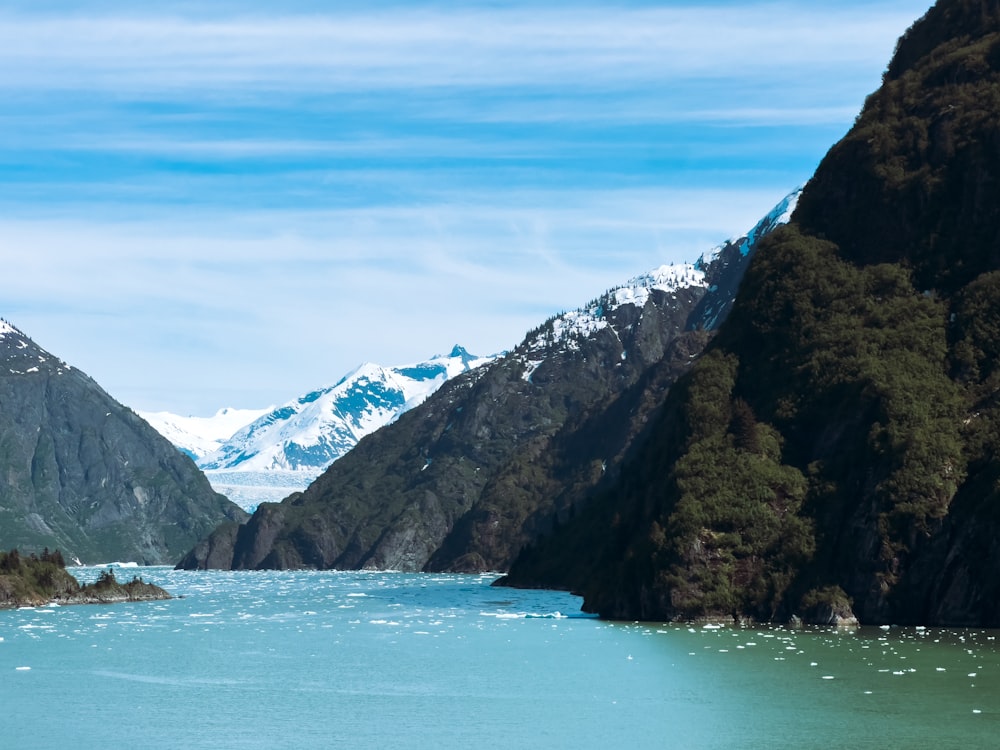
left=1, top=567, right=997, bottom=748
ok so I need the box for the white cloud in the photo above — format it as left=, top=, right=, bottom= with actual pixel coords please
left=0, top=183, right=788, bottom=413
left=0, top=4, right=923, bottom=93
left=0, top=0, right=934, bottom=413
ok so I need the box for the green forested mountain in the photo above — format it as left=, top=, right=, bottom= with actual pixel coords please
left=503, top=0, right=1000, bottom=626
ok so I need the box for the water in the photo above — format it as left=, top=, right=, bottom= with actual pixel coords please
left=1, top=567, right=997, bottom=749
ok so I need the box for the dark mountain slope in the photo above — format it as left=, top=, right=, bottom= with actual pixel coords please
left=796, top=0, right=1000, bottom=292
left=504, top=0, right=1000, bottom=626
left=178, top=193, right=799, bottom=572
left=0, top=321, right=247, bottom=564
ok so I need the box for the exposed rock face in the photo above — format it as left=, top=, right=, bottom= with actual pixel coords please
left=504, top=0, right=1000, bottom=627
left=0, top=321, right=247, bottom=564
left=177, top=193, right=798, bottom=572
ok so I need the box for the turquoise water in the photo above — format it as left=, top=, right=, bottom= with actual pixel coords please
left=1, top=567, right=998, bottom=749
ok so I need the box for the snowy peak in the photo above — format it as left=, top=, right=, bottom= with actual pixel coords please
left=522, top=263, right=702, bottom=354
left=691, top=187, right=803, bottom=330
left=521, top=188, right=801, bottom=357
left=608, top=263, right=707, bottom=311
left=0, top=318, right=71, bottom=377
left=696, top=188, right=802, bottom=271
left=197, top=346, right=497, bottom=474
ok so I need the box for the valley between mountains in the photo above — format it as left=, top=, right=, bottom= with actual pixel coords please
left=4, top=0, right=1000, bottom=628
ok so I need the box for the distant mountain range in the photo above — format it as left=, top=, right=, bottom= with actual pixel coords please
left=0, top=320, right=246, bottom=564
left=142, top=346, right=497, bottom=509
left=177, top=188, right=800, bottom=572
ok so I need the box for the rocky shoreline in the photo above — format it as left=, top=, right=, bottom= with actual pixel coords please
left=51, top=570, right=173, bottom=607
left=0, top=550, right=171, bottom=609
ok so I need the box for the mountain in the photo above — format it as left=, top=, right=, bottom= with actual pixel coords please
left=138, top=407, right=274, bottom=461
left=198, top=346, right=495, bottom=473
left=0, top=320, right=247, bottom=564
left=503, top=0, right=1000, bottom=627
left=176, top=190, right=800, bottom=571
left=143, top=347, right=497, bottom=510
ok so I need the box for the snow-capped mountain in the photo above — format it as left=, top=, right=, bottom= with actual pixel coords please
left=520, top=187, right=801, bottom=365
left=199, top=345, right=495, bottom=473
left=145, top=346, right=497, bottom=509
left=139, top=407, right=274, bottom=460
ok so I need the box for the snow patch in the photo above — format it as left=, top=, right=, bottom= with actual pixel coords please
left=697, top=187, right=801, bottom=269
left=522, top=359, right=544, bottom=382
left=524, top=262, right=706, bottom=355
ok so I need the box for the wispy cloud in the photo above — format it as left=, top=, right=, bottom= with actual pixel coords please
left=0, top=0, right=933, bottom=413
left=0, top=4, right=920, bottom=92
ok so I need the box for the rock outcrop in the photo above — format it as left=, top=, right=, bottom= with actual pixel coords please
left=0, top=549, right=171, bottom=608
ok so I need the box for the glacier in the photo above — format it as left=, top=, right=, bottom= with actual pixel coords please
left=143, top=346, right=497, bottom=510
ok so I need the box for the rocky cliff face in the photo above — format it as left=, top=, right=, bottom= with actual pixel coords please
left=0, top=321, right=247, bottom=564
left=503, top=0, right=1000, bottom=627
left=177, top=192, right=798, bottom=572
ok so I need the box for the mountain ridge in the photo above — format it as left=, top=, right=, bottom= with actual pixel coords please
left=176, top=188, right=800, bottom=572
left=0, top=320, right=247, bottom=564
left=143, top=346, right=498, bottom=510
left=502, top=0, right=1000, bottom=627
left=197, top=345, right=495, bottom=474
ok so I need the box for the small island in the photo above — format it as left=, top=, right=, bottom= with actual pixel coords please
left=0, top=548, right=172, bottom=609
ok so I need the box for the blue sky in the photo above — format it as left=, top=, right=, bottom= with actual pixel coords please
left=0, top=0, right=933, bottom=415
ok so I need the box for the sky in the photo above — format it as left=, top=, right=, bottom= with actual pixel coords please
left=0, top=0, right=935, bottom=416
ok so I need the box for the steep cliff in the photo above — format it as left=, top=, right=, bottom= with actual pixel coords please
left=504, top=0, right=1000, bottom=626
left=0, top=321, right=247, bottom=564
